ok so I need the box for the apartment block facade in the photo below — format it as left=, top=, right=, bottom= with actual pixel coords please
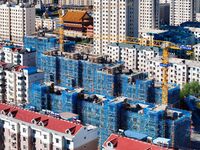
left=0, top=103, right=98, bottom=150
left=0, top=45, right=36, bottom=67
left=0, top=64, right=44, bottom=104
left=194, top=43, right=200, bottom=61
left=93, top=0, right=138, bottom=55
left=147, top=57, right=200, bottom=88
left=139, top=0, right=160, bottom=36
left=170, top=0, right=194, bottom=26
left=107, top=43, right=160, bottom=71
left=0, top=3, right=35, bottom=44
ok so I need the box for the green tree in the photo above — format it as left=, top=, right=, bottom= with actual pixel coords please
left=180, top=81, right=200, bottom=98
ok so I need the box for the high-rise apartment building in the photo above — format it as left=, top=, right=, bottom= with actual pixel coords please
left=138, top=0, right=160, bottom=36
left=170, top=0, right=194, bottom=26
left=0, top=3, right=35, bottom=44
left=93, top=0, right=138, bottom=55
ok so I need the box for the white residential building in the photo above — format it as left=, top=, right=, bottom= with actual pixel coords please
left=5, top=66, right=44, bottom=104
left=0, top=103, right=98, bottom=150
left=196, top=13, right=200, bottom=22
left=0, top=45, right=36, bottom=67
left=59, top=0, right=93, bottom=6
left=147, top=57, right=200, bottom=88
left=194, top=43, right=200, bottom=61
left=170, top=0, right=194, bottom=26
left=35, top=17, right=58, bottom=31
left=93, top=0, right=138, bottom=55
left=139, top=0, right=160, bottom=36
left=107, top=43, right=160, bottom=71
left=0, top=3, right=35, bottom=44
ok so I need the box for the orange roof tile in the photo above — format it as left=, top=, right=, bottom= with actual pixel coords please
left=62, top=10, right=88, bottom=23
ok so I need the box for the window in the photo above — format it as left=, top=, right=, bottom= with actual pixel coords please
left=56, top=138, right=59, bottom=143
left=44, top=144, right=47, bottom=148
left=11, top=125, right=15, bottom=130
left=44, top=135, right=47, bottom=139
left=23, top=137, right=26, bottom=141
left=23, top=128, right=26, bottom=133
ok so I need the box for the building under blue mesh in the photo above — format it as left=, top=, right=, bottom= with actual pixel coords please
left=153, top=83, right=180, bottom=106
left=121, top=100, right=191, bottom=149
left=28, top=82, right=49, bottom=111
left=28, top=82, right=191, bottom=149
left=24, top=35, right=75, bottom=69
left=77, top=94, right=124, bottom=146
left=50, top=88, right=78, bottom=113
left=59, top=53, right=82, bottom=88
left=29, top=82, right=79, bottom=113
left=24, top=36, right=58, bottom=69
left=120, top=72, right=153, bottom=101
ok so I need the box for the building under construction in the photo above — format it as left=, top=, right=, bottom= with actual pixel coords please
left=38, top=49, right=180, bottom=105
left=28, top=82, right=191, bottom=149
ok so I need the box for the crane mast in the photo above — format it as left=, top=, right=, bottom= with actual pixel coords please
left=58, top=9, right=64, bottom=52
left=161, top=46, right=170, bottom=105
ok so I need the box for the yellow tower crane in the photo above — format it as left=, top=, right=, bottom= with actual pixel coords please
left=58, top=9, right=64, bottom=52
left=124, top=37, right=193, bottom=105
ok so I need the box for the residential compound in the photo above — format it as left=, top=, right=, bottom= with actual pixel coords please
left=0, top=3, right=35, bottom=44
left=0, top=103, right=98, bottom=150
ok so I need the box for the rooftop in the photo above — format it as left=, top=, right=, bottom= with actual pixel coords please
left=151, top=57, right=200, bottom=68
left=62, top=10, right=89, bottom=22
left=103, top=134, right=170, bottom=150
left=109, top=43, right=161, bottom=51
left=0, top=103, right=83, bottom=135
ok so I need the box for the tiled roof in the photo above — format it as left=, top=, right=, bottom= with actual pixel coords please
left=103, top=134, right=170, bottom=150
left=62, top=10, right=87, bottom=22
left=0, top=103, right=83, bottom=135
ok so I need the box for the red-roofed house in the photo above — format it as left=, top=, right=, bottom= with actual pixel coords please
left=103, top=134, right=171, bottom=150
left=0, top=103, right=98, bottom=150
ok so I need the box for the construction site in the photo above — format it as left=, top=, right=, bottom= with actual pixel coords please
left=25, top=9, right=194, bottom=150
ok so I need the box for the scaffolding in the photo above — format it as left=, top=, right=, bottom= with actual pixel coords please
left=77, top=94, right=124, bottom=146
left=41, top=53, right=58, bottom=84
left=24, top=36, right=58, bottom=69
left=154, top=84, right=180, bottom=105
left=59, top=55, right=82, bottom=88
left=81, top=60, right=104, bottom=93
left=28, top=82, right=191, bottom=149
left=28, top=82, right=49, bottom=111
left=50, top=89, right=78, bottom=113
left=121, top=101, right=165, bottom=139
left=94, top=63, right=123, bottom=98
left=120, top=72, right=153, bottom=101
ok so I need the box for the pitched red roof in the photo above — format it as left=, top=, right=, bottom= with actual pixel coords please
left=103, top=134, right=171, bottom=150
left=15, top=65, right=28, bottom=72
left=0, top=103, right=83, bottom=135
